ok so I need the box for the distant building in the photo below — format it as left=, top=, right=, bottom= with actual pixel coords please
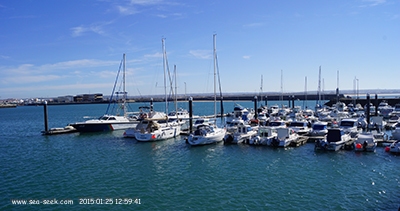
left=74, top=93, right=103, bottom=102
left=57, top=95, right=74, bottom=103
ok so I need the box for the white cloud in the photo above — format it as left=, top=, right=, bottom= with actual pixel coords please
left=0, top=59, right=119, bottom=85
left=189, top=50, right=212, bottom=59
left=70, top=22, right=112, bottom=37
left=361, top=0, right=386, bottom=7
left=130, top=0, right=164, bottom=6
left=243, top=55, right=251, bottom=59
left=243, top=22, right=264, bottom=28
left=144, top=52, right=163, bottom=58
left=117, top=5, right=139, bottom=15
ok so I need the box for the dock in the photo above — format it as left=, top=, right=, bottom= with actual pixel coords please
left=290, top=136, right=308, bottom=147
left=42, top=126, right=78, bottom=135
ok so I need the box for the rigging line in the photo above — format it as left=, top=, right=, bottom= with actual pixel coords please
left=215, top=52, right=224, bottom=118
left=106, top=56, right=123, bottom=115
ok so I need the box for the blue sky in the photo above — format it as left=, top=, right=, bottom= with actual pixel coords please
left=0, top=0, right=399, bottom=99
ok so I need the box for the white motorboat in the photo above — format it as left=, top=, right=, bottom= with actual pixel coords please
left=269, top=127, right=298, bottom=148
left=315, top=128, right=351, bottom=151
left=377, top=101, right=393, bottom=118
left=288, top=120, right=310, bottom=135
left=354, top=132, right=377, bottom=152
left=70, top=54, right=137, bottom=133
left=188, top=124, right=226, bottom=145
left=390, top=122, right=400, bottom=140
left=225, top=103, right=254, bottom=124
left=309, top=121, right=328, bottom=137
left=339, top=118, right=360, bottom=138
left=168, top=108, right=193, bottom=131
left=249, top=126, right=277, bottom=145
left=226, top=119, right=248, bottom=133
left=224, top=121, right=257, bottom=144
left=124, top=111, right=181, bottom=141
left=387, top=140, right=400, bottom=153
left=268, top=120, right=287, bottom=128
left=71, top=114, right=137, bottom=132
left=126, top=118, right=181, bottom=141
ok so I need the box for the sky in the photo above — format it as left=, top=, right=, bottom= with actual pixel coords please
left=0, top=0, right=399, bottom=99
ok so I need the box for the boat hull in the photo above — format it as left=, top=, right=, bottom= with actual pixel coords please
left=188, top=129, right=225, bottom=146
left=71, top=122, right=137, bottom=132
left=133, top=127, right=181, bottom=142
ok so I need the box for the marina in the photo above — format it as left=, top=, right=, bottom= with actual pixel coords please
left=1, top=100, right=400, bottom=210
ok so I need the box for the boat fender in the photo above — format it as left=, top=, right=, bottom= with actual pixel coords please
left=385, top=146, right=390, bottom=152
left=356, top=143, right=362, bottom=149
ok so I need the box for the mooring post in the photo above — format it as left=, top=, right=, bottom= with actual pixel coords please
left=44, top=101, right=49, bottom=132
left=265, top=96, right=268, bottom=107
left=150, top=98, right=153, bottom=111
left=366, top=94, right=370, bottom=131
left=375, top=94, right=378, bottom=116
left=291, top=95, right=295, bottom=109
left=189, top=97, right=193, bottom=134
left=254, top=96, right=258, bottom=120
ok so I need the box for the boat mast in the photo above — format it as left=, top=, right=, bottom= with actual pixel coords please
left=280, top=69, right=283, bottom=107
left=304, top=76, right=307, bottom=109
left=336, top=70, right=340, bottom=103
left=317, top=66, right=321, bottom=108
left=260, top=74, right=263, bottom=106
left=174, top=65, right=178, bottom=113
left=123, top=53, right=127, bottom=117
left=162, top=38, right=168, bottom=114
left=213, top=34, right=217, bottom=120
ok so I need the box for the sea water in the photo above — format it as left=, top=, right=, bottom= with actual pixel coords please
left=1, top=101, right=399, bottom=210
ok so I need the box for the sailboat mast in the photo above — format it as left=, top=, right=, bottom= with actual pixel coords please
left=304, top=76, right=307, bottom=109
left=123, top=53, right=127, bottom=117
left=174, top=65, right=178, bottom=113
left=260, top=75, right=263, bottom=105
left=213, top=34, right=217, bottom=118
left=162, top=38, right=168, bottom=114
left=280, top=69, right=283, bottom=107
left=317, top=66, right=321, bottom=106
left=336, top=70, right=340, bottom=103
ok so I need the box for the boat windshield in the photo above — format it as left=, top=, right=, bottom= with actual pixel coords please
left=340, top=121, right=355, bottom=127
left=270, top=122, right=283, bottom=127
left=195, top=119, right=204, bottom=124
left=313, top=125, right=326, bottom=130
left=289, top=122, right=305, bottom=127
left=100, top=116, right=109, bottom=120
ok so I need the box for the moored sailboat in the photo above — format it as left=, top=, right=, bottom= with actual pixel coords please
left=124, top=38, right=181, bottom=141
left=70, top=54, right=137, bottom=132
left=187, top=34, right=225, bottom=145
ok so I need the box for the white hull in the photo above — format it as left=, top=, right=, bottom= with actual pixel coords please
left=354, top=132, right=377, bottom=152
left=391, top=129, right=400, bottom=141
left=249, top=127, right=277, bottom=145
left=224, top=131, right=257, bottom=144
left=187, top=128, right=225, bottom=146
left=389, top=141, right=400, bottom=153
left=278, top=139, right=292, bottom=148
left=124, top=125, right=180, bottom=141
left=326, top=142, right=344, bottom=151
left=249, top=136, right=275, bottom=145
left=71, top=116, right=138, bottom=132
left=309, top=129, right=328, bottom=137
left=354, top=144, right=377, bottom=152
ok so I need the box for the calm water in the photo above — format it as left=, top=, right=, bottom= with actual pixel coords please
left=1, top=101, right=399, bottom=210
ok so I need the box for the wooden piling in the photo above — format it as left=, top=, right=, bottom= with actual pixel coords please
left=44, top=101, right=48, bottom=132
left=189, top=97, right=193, bottom=134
